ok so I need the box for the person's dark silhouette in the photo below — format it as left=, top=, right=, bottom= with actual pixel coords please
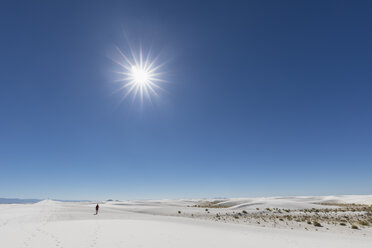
left=95, top=204, right=99, bottom=215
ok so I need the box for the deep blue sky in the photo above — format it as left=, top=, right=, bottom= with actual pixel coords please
left=1, top=1, right=371, bottom=200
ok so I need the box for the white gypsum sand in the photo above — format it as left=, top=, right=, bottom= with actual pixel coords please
left=0, top=195, right=372, bottom=248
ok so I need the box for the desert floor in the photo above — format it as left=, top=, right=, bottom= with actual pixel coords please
left=1, top=195, right=372, bottom=248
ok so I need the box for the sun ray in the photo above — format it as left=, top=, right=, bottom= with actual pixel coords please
left=112, top=46, right=165, bottom=103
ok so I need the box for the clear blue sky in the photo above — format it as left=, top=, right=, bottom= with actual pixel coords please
left=1, top=1, right=371, bottom=200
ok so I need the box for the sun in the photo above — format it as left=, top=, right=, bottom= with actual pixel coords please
left=112, top=46, right=165, bottom=103
left=130, top=65, right=150, bottom=85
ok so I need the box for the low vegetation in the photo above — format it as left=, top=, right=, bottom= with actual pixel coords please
left=313, top=221, right=322, bottom=227
left=186, top=202, right=372, bottom=233
left=351, top=225, right=358, bottom=229
left=190, top=200, right=231, bottom=208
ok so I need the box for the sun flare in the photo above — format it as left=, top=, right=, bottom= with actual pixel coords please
left=112, top=46, right=165, bottom=103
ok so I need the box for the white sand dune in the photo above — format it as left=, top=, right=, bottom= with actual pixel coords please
left=0, top=195, right=371, bottom=248
left=210, top=195, right=372, bottom=209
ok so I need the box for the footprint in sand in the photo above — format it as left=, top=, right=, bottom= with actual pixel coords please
left=23, top=233, right=36, bottom=248
left=32, top=223, right=64, bottom=248
left=89, top=223, right=100, bottom=248
left=0, top=220, right=9, bottom=227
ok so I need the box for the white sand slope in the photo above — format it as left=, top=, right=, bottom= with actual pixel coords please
left=0, top=195, right=371, bottom=248
left=203, top=195, right=372, bottom=209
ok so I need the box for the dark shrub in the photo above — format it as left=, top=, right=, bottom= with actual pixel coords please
left=313, top=221, right=322, bottom=227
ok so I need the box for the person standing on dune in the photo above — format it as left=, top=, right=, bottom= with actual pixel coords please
left=95, top=204, right=99, bottom=215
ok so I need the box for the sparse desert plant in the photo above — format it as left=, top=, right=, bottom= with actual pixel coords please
left=340, top=223, right=346, bottom=226
left=358, top=220, right=369, bottom=226
left=313, top=221, right=322, bottom=227
left=178, top=210, right=181, bottom=214
left=242, top=210, right=248, bottom=214
left=351, top=225, right=358, bottom=229
left=307, top=221, right=312, bottom=225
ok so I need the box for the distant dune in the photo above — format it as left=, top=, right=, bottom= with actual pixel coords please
left=0, top=198, right=41, bottom=204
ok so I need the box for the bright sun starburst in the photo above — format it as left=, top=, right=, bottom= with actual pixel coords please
left=112, top=46, right=165, bottom=103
